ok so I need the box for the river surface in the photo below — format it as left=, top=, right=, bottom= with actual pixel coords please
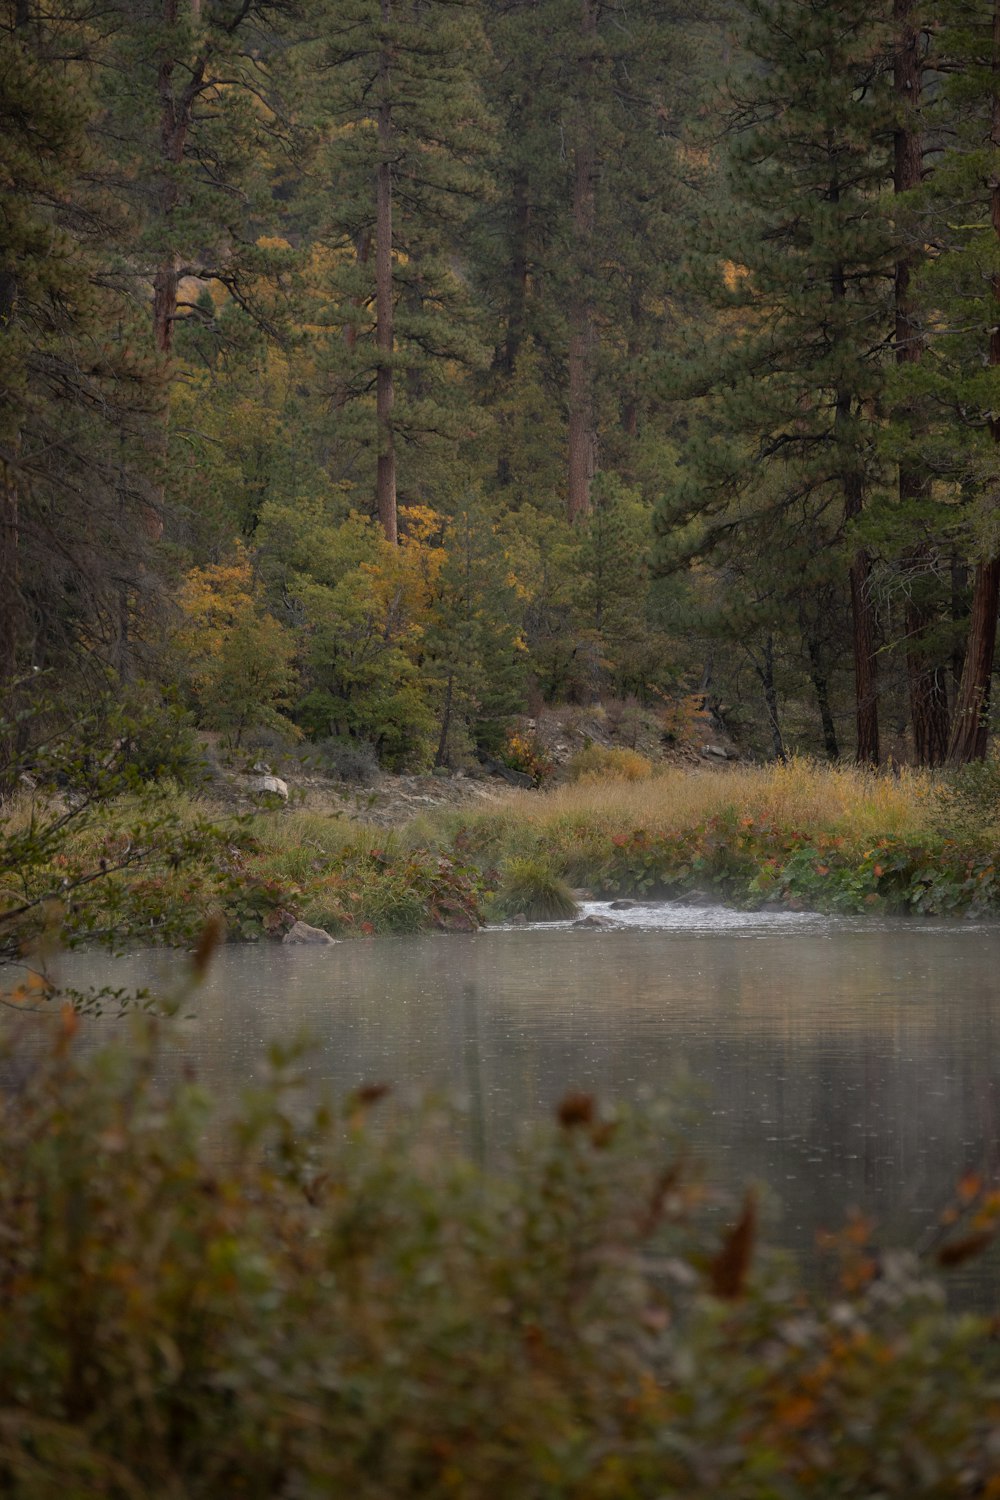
left=50, top=900, right=1000, bottom=1292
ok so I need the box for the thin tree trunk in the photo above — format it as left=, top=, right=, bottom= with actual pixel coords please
left=805, top=635, right=839, bottom=760
left=948, top=559, right=1000, bottom=762
left=895, top=0, right=950, bottom=764
left=752, top=636, right=785, bottom=763
left=847, top=521, right=880, bottom=766
left=335, top=227, right=371, bottom=410
left=951, top=554, right=969, bottom=688
left=435, top=672, right=454, bottom=768
left=375, top=0, right=397, bottom=545
left=566, top=0, right=597, bottom=523
left=947, top=1, right=1000, bottom=763
left=832, top=238, right=879, bottom=763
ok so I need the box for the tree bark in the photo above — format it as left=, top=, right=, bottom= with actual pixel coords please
left=375, top=0, right=397, bottom=545
left=752, top=636, right=785, bottom=763
left=895, top=0, right=951, bottom=764
left=947, top=0, right=1000, bottom=763
left=832, top=240, right=879, bottom=764
left=805, top=635, right=839, bottom=761
left=566, top=0, right=597, bottom=523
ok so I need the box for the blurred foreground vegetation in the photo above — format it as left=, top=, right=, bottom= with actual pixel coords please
left=0, top=1017, right=999, bottom=1498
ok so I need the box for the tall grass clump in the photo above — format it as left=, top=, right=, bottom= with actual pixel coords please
left=490, top=856, right=578, bottom=922
left=566, top=744, right=652, bottom=782
left=1, top=1020, right=999, bottom=1497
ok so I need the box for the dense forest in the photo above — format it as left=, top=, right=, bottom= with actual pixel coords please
left=5, top=0, right=1000, bottom=771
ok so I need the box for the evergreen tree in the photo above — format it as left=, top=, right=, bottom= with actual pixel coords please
left=0, top=1, right=156, bottom=686
left=894, top=0, right=1000, bottom=762
left=478, top=0, right=719, bottom=521
left=306, top=0, right=492, bottom=541
left=656, top=0, right=898, bottom=764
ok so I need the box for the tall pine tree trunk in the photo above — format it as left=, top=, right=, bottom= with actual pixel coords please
left=375, top=0, right=397, bottom=545
left=895, top=0, right=950, bottom=764
left=947, top=1, right=1000, bottom=764
left=566, top=0, right=597, bottom=523
left=832, top=234, right=879, bottom=764
left=149, top=0, right=204, bottom=544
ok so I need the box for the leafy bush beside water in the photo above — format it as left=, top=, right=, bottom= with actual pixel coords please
left=1, top=1022, right=999, bottom=1498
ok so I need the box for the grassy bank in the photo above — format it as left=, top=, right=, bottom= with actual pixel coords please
left=6, top=759, right=999, bottom=972
left=414, top=759, right=1000, bottom=919
left=1, top=1021, right=998, bottom=1498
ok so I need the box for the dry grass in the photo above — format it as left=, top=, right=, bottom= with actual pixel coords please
left=430, top=758, right=938, bottom=854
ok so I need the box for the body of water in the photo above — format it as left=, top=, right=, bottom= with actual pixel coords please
left=48, top=900, right=1000, bottom=1289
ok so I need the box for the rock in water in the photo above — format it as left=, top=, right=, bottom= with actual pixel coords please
left=283, top=920, right=337, bottom=945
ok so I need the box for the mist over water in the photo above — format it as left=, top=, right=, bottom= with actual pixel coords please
left=55, top=902, right=1000, bottom=1291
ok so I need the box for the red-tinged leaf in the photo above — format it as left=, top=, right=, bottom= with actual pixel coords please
left=708, top=1189, right=757, bottom=1300
left=937, top=1229, right=995, bottom=1268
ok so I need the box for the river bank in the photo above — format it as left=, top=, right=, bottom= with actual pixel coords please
left=8, top=758, right=996, bottom=961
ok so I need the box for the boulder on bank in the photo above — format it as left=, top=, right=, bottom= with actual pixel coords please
left=283, top=920, right=338, bottom=945
left=252, top=775, right=289, bottom=801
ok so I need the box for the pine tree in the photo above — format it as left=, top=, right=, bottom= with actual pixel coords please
left=306, top=0, right=492, bottom=542
left=0, top=0, right=156, bottom=686
left=895, top=0, right=1000, bottom=762
left=656, top=0, right=898, bottom=764
left=478, top=0, right=720, bottom=522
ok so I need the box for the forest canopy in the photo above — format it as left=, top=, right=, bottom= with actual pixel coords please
left=4, top=0, right=1000, bottom=770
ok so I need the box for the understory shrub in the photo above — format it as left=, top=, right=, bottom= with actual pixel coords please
left=490, top=856, right=578, bottom=921
left=0, top=1024, right=998, bottom=1498
left=566, top=744, right=652, bottom=781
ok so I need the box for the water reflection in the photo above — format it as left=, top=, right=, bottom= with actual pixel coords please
left=51, top=902, right=1000, bottom=1289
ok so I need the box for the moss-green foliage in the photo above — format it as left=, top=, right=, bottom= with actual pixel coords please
left=0, top=1024, right=998, bottom=1498
left=490, top=856, right=578, bottom=921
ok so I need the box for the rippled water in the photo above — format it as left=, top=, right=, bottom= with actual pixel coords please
left=50, top=900, right=1000, bottom=1291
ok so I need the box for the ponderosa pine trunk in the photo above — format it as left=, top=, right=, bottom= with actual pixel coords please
left=895, top=0, right=950, bottom=764
left=566, top=0, right=597, bottom=523
left=375, top=0, right=397, bottom=545
left=947, top=1, right=1000, bottom=764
